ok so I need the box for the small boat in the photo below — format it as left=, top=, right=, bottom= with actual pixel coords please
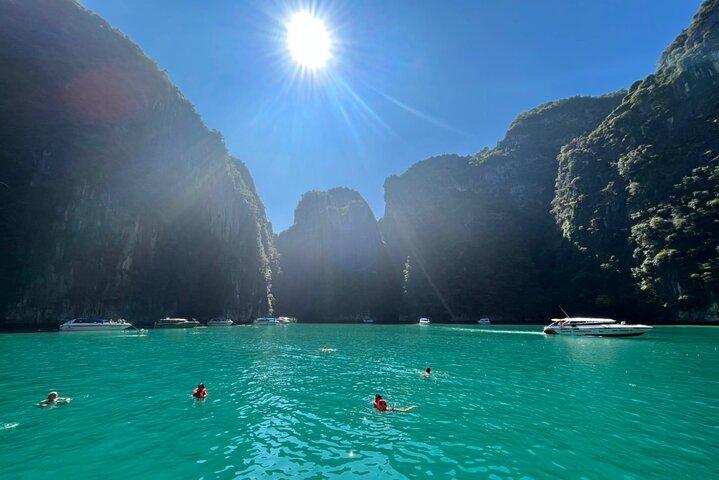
left=207, top=317, right=234, bottom=327
left=59, top=317, right=132, bottom=332
left=277, top=316, right=297, bottom=324
left=418, top=317, right=430, bottom=325
left=362, top=318, right=374, bottom=324
left=254, top=317, right=278, bottom=325
left=477, top=317, right=491, bottom=325
left=154, top=317, right=200, bottom=329
left=543, top=317, right=652, bottom=337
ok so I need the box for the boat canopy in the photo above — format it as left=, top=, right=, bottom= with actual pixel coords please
left=550, top=317, right=616, bottom=325
left=71, top=317, right=113, bottom=323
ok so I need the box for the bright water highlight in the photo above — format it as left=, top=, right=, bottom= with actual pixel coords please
left=1, top=325, right=717, bottom=479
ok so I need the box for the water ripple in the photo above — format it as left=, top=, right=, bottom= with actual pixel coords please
left=0, top=325, right=717, bottom=479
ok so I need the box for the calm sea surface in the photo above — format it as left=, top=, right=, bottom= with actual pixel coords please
left=0, top=325, right=717, bottom=479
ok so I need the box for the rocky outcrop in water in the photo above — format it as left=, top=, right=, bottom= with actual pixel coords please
left=275, top=188, right=398, bottom=322
left=0, top=0, right=277, bottom=328
left=2, top=0, right=717, bottom=327
left=377, top=0, right=719, bottom=324
left=553, top=0, right=719, bottom=322
left=380, top=95, right=625, bottom=322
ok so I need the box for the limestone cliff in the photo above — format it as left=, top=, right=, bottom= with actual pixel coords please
left=553, top=0, right=719, bottom=322
left=380, top=95, right=624, bottom=322
left=275, top=188, right=398, bottom=322
left=0, top=0, right=277, bottom=327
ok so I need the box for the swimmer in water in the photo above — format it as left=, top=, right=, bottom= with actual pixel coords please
left=38, top=391, right=71, bottom=407
left=373, top=393, right=416, bottom=413
left=192, top=383, right=208, bottom=399
left=421, top=366, right=432, bottom=378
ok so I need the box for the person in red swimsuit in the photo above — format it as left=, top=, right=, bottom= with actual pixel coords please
left=374, top=393, right=416, bottom=413
left=192, top=383, right=207, bottom=399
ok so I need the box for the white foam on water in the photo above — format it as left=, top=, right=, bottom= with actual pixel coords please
left=439, top=326, right=544, bottom=336
left=475, top=329, right=544, bottom=336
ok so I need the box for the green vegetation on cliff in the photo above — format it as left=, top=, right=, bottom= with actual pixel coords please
left=553, top=0, right=719, bottom=321
left=371, top=0, right=719, bottom=323
left=0, top=0, right=277, bottom=327
left=275, top=2, right=719, bottom=324
left=380, top=95, right=625, bottom=322
left=2, top=0, right=717, bottom=326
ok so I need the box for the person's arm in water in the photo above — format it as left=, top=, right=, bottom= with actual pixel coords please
left=389, top=405, right=417, bottom=413
left=38, top=397, right=71, bottom=407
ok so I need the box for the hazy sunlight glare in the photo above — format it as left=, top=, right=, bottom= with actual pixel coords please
left=286, top=11, right=331, bottom=70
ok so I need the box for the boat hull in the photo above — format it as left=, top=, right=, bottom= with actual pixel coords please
left=544, top=327, right=651, bottom=337
left=154, top=322, right=199, bottom=329
left=254, top=318, right=278, bottom=325
left=60, top=324, right=131, bottom=332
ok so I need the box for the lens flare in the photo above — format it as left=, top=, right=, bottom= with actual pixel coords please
left=286, top=11, right=331, bottom=70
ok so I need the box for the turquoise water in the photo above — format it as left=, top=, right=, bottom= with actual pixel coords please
left=0, top=325, right=717, bottom=479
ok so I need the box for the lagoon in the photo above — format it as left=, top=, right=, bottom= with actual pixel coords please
left=1, top=325, right=717, bottom=479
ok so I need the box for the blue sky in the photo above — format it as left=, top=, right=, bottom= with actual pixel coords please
left=83, top=0, right=702, bottom=231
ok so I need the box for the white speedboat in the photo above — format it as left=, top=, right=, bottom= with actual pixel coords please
left=59, top=317, right=132, bottom=332
left=477, top=317, right=491, bottom=325
left=418, top=317, right=430, bottom=325
left=154, top=317, right=200, bottom=329
left=207, top=318, right=234, bottom=326
left=543, top=317, right=652, bottom=337
left=362, top=318, right=374, bottom=324
left=277, top=316, right=297, bottom=324
left=254, top=317, right=278, bottom=325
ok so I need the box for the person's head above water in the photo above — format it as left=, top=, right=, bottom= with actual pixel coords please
left=47, top=391, right=58, bottom=401
left=197, top=383, right=205, bottom=390
left=425, top=367, right=431, bottom=374
left=373, top=393, right=389, bottom=411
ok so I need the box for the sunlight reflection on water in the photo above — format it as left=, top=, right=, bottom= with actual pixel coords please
left=0, top=325, right=717, bottom=479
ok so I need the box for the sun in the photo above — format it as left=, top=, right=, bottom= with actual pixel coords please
left=285, top=11, right=332, bottom=70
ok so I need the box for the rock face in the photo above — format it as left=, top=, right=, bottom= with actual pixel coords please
left=275, top=188, right=398, bottom=322
left=0, top=0, right=277, bottom=327
left=380, top=95, right=625, bottom=322
left=553, top=0, right=719, bottom=322
left=2, top=0, right=717, bottom=327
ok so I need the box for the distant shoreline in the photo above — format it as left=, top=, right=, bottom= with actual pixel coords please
left=1, top=322, right=717, bottom=334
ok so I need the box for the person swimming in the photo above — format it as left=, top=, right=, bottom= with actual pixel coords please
left=373, top=394, right=388, bottom=411
left=192, top=383, right=207, bottom=399
left=422, top=366, right=432, bottom=377
left=38, top=391, right=71, bottom=407
left=373, top=393, right=416, bottom=413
